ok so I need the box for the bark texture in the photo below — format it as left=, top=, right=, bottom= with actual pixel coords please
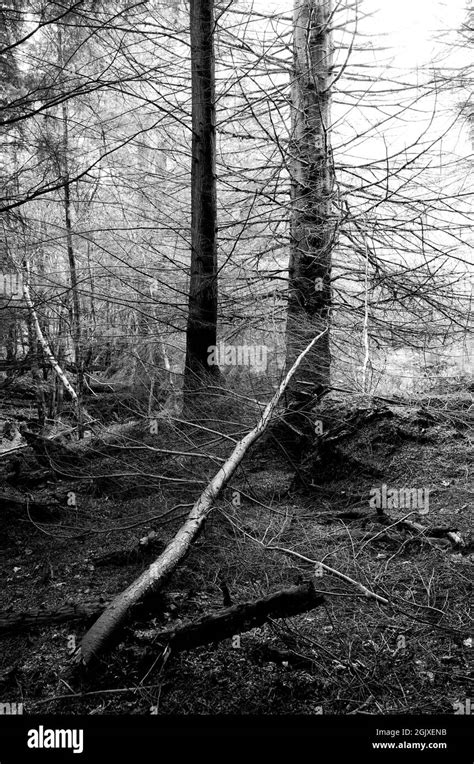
left=286, top=0, right=335, bottom=436
left=151, top=581, right=324, bottom=652
left=184, top=0, right=220, bottom=399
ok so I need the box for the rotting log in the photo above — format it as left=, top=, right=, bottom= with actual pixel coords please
left=16, top=420, right=141, bottom=477
left=0, top=488, right=61, bottom=518
left=138, top=581, right=324, bottom=653
left=0, top=593, right=167, bottom=637
left=0, top=600, right=110, bottom=637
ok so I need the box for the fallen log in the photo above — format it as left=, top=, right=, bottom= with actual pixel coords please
left=3, top=463, right=52, bottom=489
left=76, top=329, right=328, bottom=665
left=1, top=420, right=140, bottom=486
left=399, top=518, right=466, bottom=548
left=54, top=419, right=141, bottom=452
left=137, top=581, right=324, bottom=653
left=0, top=488, right=61, bottom=518
left=16, top=420, right=141, bottom=481
left=11, top=431, right=80, bottom=473
left=0, top=600, right=110, bottom=637
left=0, top=593, right=167, bottom=637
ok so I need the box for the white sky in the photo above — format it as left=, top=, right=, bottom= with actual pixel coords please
left=258, top=0, right=467, bottom=68
left=362, top=0, right=470, bottom=155
left=253, top=0, right=471, bottom=157
left=362, top=0, right=466, bottom=66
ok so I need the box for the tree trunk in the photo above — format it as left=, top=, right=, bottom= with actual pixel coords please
left=0, top=600, right=111, bottom=637
left=63, top=166, right=84, bottom=435
left=0, top=488, right=61, bottom=519
left=22, top=262, right=80, bottom=405
left=286, top=0, right=335, bottom=437
left=59, top=25, right=84, bottom=437
left=183, top=0, right=220, bottom=403
left=149, top=581, right=324, bottom=653
left=26, top=313, right=45, bottom=428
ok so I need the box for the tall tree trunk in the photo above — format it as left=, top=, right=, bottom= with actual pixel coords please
left=285, top=0, right=335, bottom=440
left=183, top=0, right=220, bottom=404
left=58, top=26, right=84, bottom=437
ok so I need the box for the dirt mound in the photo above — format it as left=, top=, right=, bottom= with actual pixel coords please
left=301, top=398, right=472, bottom=484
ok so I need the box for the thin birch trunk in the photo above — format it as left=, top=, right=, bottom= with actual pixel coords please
left=22, top=262, right=79, bottom=404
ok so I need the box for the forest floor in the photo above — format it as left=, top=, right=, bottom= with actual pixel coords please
left=0, top=384, right=472, bottom=715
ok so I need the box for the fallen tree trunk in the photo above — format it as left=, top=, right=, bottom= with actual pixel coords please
left=51, top=420, right=141, bottom=453
left=0, top=592, right=168, bottom=637
left=0, top=488, right=61, bottom=518
left=0, top=600, right=110, bottom=637
left=137, top=581, right=324, bottom=653
left=76, top=329, right=328, bottom=665
left=399, top=518, right=466, bottom=549
left=17, top=419, right=141, bottom=478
